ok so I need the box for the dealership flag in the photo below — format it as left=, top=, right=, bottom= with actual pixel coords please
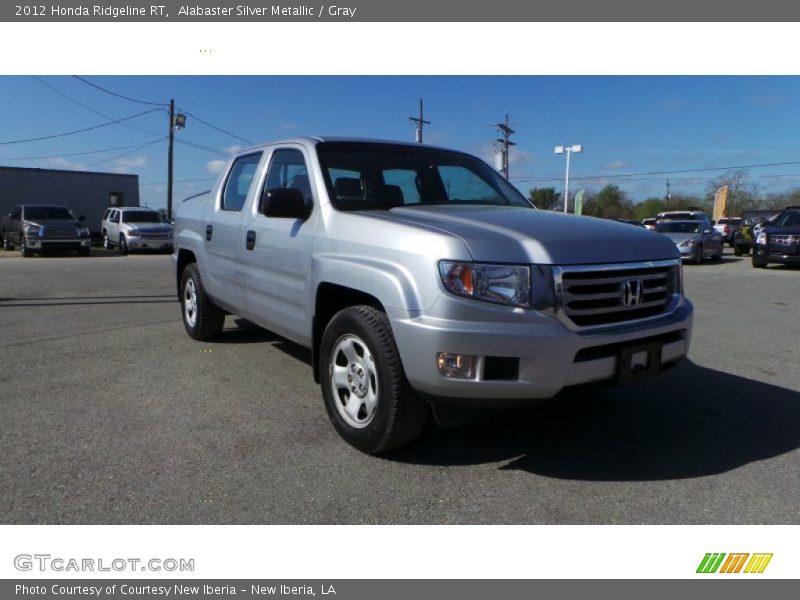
left=713, top=185, right=729, bottom=221
left=574, top=189, right=585, bottom=215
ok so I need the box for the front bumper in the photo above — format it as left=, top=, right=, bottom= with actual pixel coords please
left=389, top=296, right=693, bottom=402
left=126, top=235, right=173, bottom=250
left=754, top=245, right=800, bottom=264
left=27, top=238, right=90, bottom=250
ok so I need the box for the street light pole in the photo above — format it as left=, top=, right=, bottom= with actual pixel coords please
left=555, top=144, right=582, bottom=213
left=166, top=99, right=186, bottom=221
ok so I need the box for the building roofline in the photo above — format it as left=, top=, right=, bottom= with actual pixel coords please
left=0, top=165, right=139, bottom=179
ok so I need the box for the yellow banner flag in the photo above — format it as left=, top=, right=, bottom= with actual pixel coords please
left=713, top=186, right=729, bottom=221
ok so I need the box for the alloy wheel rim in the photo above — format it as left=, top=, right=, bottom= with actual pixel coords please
left=184, top=278, right=198, bottom=327
left=329, top=334, right=379, bottom=428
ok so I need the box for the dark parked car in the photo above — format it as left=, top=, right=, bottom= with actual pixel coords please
left=1, top=204, right=92, bottom=257
left=752, top=206, right=800, bottom=268
left=733, top=210, right=781, bottom=256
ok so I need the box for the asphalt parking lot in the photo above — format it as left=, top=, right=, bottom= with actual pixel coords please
left=1, top=248, right=799, bottom=524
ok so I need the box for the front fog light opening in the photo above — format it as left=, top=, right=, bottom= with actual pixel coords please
left=437, top=353, right=477, bottom=379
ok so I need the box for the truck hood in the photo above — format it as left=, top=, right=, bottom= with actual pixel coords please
left=363, top=205, right=679, bottom=265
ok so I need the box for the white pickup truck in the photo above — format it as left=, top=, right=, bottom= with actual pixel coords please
left=173, top=137, right=693, bottom=453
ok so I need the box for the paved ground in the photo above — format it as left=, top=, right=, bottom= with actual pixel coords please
left=1, top=248, right=799, bottom=524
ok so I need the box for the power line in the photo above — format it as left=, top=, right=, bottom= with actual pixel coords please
left=181, top=110, right=253, bottom=145
left=0, top=108, right=163, bottom=145
left=86, top=139, right=165, bottom=168
left=1, top=141, right=163, bottom=161
left=140, top=177, right=217, bottom=187
left=32, top=76, right=167, bottom=139
left=174, top=138, right=230, bottom=156
left=511, top=159, right=800, bottom=184
left=73, top=75, right=168, bottom=107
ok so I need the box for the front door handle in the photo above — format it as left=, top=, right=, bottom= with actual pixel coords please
left=246, top=230, right=256, bottom=251
left=205, top=224, right=213, bottom=241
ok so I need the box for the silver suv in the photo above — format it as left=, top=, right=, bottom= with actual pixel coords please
left=101, top=207, right=174, bottom=254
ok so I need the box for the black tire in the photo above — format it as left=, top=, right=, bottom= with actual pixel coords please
left=693, top=244, right=703, bottom=265
left=118, top=234, right=128, bottom=255
left=103, top=231, right=111, bottom=250
left=180, top=263, right=225, bottom=340
left=733, top=245, right=743, bottom=257
left=713, top=247, right=722, bottom=261
left=0, top=231, right=10, bottom=251
left=320, top=305, right=428, bottom=454
left=752, top=254, right=767, bottom=269
left=19, top=235, right=32, bottom=257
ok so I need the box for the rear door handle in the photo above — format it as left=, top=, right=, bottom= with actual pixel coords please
left=246, top=230, right=256, bottom=251
left=205, top=224, right=213, bottom=241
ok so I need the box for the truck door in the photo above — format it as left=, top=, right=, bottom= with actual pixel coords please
left=242, top=146, right=318, bottom=345
left=204, top=151, right=264, bottom=316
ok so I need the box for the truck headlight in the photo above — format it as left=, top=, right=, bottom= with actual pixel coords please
left=679, top=239, right=695, bottom=247
left=756, top=232, right=767, bottom=245
left=126, top=228, right=139, bottom=237
left=23, top=223, right=42, bottom=237
left=439, top=261, right=531, bottom=308
left=78, top=226, right=91, bottom=237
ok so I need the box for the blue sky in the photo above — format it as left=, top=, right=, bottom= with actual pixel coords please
left=3, top=75, right=800, bottom=208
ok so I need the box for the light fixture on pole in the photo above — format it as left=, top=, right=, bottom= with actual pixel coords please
left=554, top=144, right=582, bottom=213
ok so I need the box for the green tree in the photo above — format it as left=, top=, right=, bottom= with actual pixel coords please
left=633, top=197, right=666, bottom=221
left=582, top=185, right=633, bottom=218
left=528, top=187, right=561, bottom=211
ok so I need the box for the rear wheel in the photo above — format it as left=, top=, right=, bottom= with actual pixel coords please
left=180, top=263, right=225, bottom=340
left=693, top=244, right=703, bottom=265
left=320, top=305, right=428, bottom=454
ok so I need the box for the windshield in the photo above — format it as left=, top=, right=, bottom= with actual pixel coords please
left=122, top=211, right=162, bottom=223
left=24, top=206, right=75, bottom=220
left=316, top=142, right=531, bottom=211
left=657, top=221, right=701, bottom=234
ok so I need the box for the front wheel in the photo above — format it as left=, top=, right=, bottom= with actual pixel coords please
left=180, top=263, right=225, bottom=340
left=19, top=235, right=32, bottom=257
left=103, top=232, right=111, bottom=250
left=118, top=234, right=128, bottom=255
left=752, top=254, right=767, bottom=269
left=320, top=305, right=428, bottom=454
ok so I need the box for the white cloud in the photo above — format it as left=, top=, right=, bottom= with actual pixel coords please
left=207, top=160, right=227, bottom=174
left=603, top=160, right=631, bottom=170
left=114, top=156, right=147, bottom=168
left=46, top=157, right=88, bottom=171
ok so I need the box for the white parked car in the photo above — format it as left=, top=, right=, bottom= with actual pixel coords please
left=101, top=207, right=174, bottom=254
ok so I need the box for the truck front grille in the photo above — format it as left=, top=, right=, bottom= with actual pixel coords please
left=555, top=260, right=680, bottom=329
left=42, top=225, right=78, bottom=238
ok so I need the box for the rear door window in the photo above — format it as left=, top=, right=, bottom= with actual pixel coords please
left=222, top=153, right=263, bottom=211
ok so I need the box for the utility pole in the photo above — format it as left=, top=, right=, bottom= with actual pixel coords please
left=409, top=98, right=430, bottom=143
left=167, top=99, right=175, bottom=221
left=665, top=180, right=672, bottom=209
left=494, top=113, right=515, bottom=180
left=166, top=99, right=186, bottom=221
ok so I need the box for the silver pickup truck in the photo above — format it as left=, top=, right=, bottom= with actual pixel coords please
left=173, top=137, right=693, bottom=453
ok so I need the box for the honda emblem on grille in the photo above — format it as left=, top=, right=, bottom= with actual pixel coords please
left=621, top=279, right=645, bottom=307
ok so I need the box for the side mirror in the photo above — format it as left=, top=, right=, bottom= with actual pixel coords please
left=262, top=188, right=310, bottom=220
left=703, top=228, right=713, bottom=235
left=710, top=220, right=716, bottom=226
